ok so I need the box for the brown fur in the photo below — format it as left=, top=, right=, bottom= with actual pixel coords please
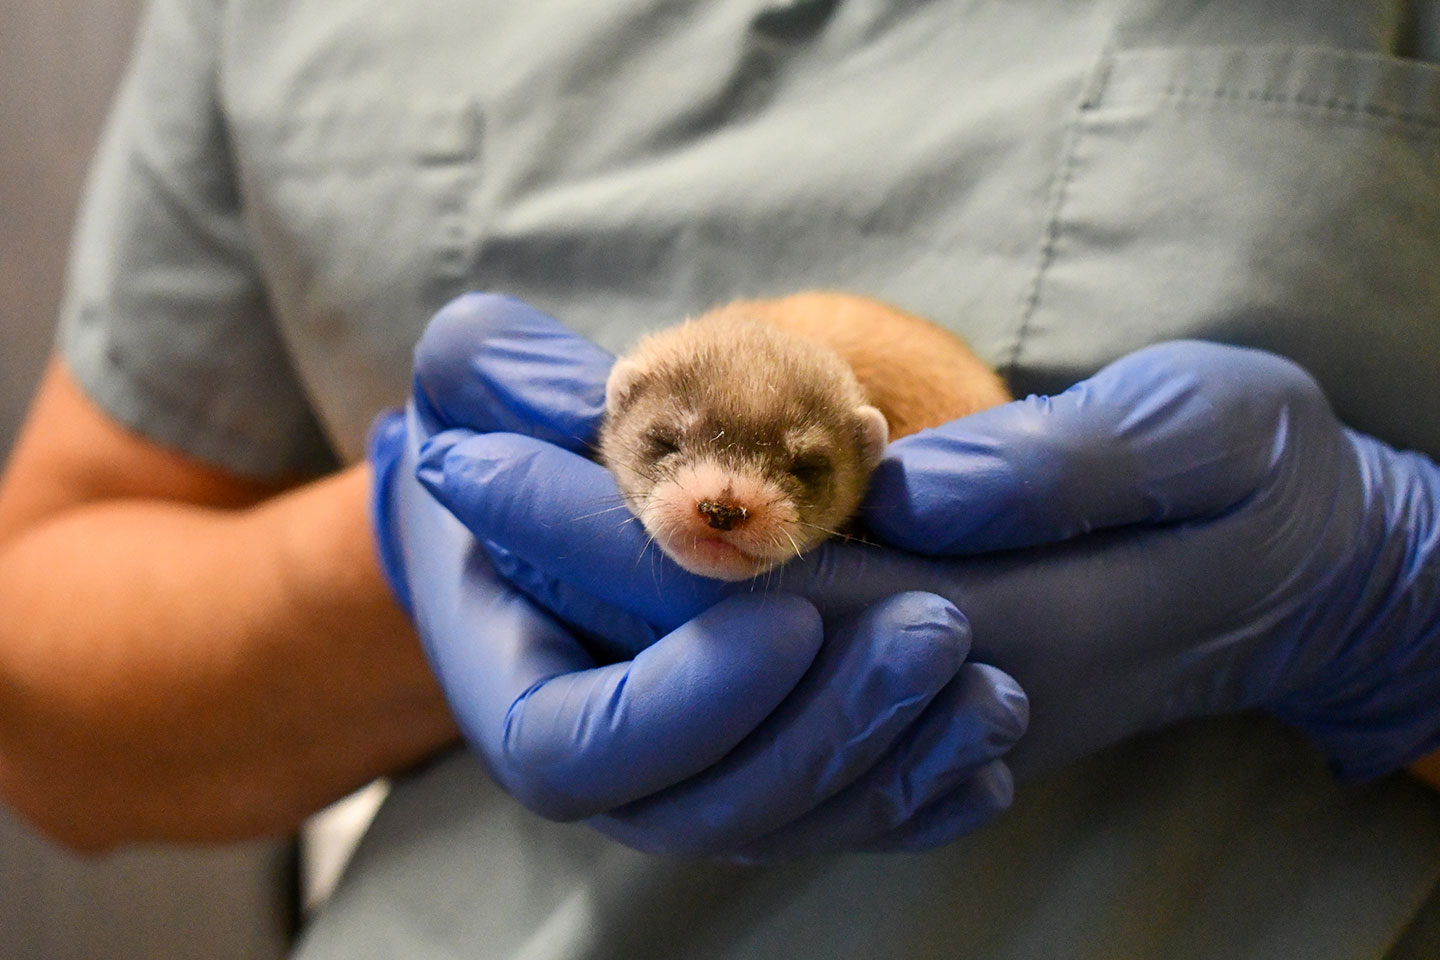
left=705, top=291, right=1011, bottom=439
left=599, top=291, right=1010, bottom=579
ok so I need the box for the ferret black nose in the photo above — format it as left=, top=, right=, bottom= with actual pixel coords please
left=698, top=500, right=749, bottom=531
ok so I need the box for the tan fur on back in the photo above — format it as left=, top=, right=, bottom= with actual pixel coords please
left=702, top=291, right=1010, bottom=438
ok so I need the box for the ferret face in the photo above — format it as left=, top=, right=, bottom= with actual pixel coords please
left=599, top=319, right=887, bottom=581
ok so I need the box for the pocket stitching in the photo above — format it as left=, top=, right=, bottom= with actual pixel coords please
left=1004, top=50, right=1112, bottom=378
left=1153, top=83, right=1440, bottom=133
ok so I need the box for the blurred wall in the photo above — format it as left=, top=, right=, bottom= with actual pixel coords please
left=0, top=0, right=143, bottom=455
left=1, top=1, right=295, bottom=956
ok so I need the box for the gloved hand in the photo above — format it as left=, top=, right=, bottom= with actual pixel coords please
left=420, top=307, right=1440, bottom=784
left=369, top=293, right=1029, bottom=859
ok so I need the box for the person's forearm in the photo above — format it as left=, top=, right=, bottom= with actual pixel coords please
left=0, top=464, right=457, bottom=850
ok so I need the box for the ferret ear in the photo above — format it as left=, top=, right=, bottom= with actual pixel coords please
left=856, top=404, right=889, bottom=467
left=605, top=357, right=645, bottom=416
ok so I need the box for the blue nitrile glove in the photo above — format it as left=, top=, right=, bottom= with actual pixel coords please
left=420, top=312, right=1440, bottom=785
left=368, top=293, right=1028, bottom=859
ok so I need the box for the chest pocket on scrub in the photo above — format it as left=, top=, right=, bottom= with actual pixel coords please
left=1012, top=45, right=1440, bottom=459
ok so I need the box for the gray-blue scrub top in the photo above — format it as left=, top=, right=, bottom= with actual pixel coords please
left=58, top=0, right=1440, bottom=956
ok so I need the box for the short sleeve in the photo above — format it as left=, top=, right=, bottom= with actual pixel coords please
left=57, top=0, right=337, bottom=479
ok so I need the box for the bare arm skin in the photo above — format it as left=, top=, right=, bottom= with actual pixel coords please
left=0, top=358, right=457, bottom=851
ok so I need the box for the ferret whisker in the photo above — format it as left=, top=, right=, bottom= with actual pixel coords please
left=634, top=531, right=658, bottom=572
left=793, top=520, right=842, bottom=536
left=796, top=520, right=865, bottom=545
left=570, top=504, right=635, bottom=522
left=764, top=532, right=783, bottom=559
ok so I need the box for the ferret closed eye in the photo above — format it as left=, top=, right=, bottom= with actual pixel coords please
left=598, top=291, right=1011, bottom=581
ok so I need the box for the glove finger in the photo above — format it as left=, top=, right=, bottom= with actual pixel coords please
left=482, top=592, right=824, bottom=822
left=412, top=292, right=612, bottom=450
left=585, top=594, right=981, bottom=856
left=420, top=428, right=957, bottom=633
left=865, top=341, right=1314, bottom=555
left=418, top=428, right=734, bottom=626
left=366, top=408, right=414, bottom=613
left=854, top=759, right=1017, bottom=854
left=717, top=664, right=1026, bottom=862
left=479, top=532, right=939, bottom=662
left=481, top=536, right=662, bottom=661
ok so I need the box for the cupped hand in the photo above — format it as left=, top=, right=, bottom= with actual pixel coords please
left=418, top=297, right=1440, bottom=784
left=368, top=294, right=1027, bottom=859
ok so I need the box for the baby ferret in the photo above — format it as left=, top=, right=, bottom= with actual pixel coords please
left=599, top=291, right=1011, bottom=581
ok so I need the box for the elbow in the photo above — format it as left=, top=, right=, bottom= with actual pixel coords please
left=0, top=693, right=124, bottom=851
left=0, top=739, right=316, bottom=850
left=0, top=752, right=124, bottom=853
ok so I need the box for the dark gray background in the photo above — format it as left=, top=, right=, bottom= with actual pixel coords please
left=1, top=0, right=142, bottom=455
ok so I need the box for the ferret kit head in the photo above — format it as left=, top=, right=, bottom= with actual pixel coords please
left=600, top=308, right=888, bottom=581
